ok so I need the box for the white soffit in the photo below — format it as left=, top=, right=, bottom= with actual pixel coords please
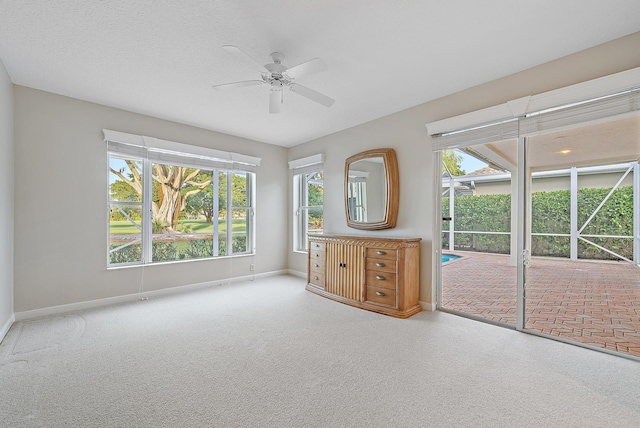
left=426, top=67, right=640, bottom=135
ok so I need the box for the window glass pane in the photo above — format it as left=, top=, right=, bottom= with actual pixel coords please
left=151, top=237, right=180, bottom=262
left=109, top=204, right=142, bottom=264
left=110, top=242, right=142, bottom=265
left=217, top=171, right=228, bottom=256
left=231, top=208, right=249, bottom=253
left=218, top=171, right=227, bottom=219
left=109, top=156, right=142, bottom=202
left=306, top=171, right=323, bottom=205
left=307, top=206, right=323, bottom=235
left=151, top=163, right=214, bottom=262
left=218, top=236, right=227, bottom=256
left=151, top=236, right=214, bottom=262
left=297, top=170, right=323, bottom=251
left=232, top=172, right=248, bottom=207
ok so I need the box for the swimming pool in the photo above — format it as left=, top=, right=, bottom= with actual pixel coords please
left=442, top=253, right=460, bottom=263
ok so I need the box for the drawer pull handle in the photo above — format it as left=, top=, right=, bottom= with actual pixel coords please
left=314, top=264, right=319, bottom=267
left=315, top=253, right=320, bottom=257
left=375, top=291, right=386, bottom=297
left=314, top=276, right=319, bottom=280
left=376, top=251, right=386, bottom=255
left=375, top=275, right=385, bottom=280
left=375, top=262, right=385, bottom=267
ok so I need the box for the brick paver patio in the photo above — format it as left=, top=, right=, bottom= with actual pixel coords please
left=442, top=252, right=640, bottom=357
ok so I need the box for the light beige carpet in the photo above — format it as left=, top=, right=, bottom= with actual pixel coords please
left=1, top=275, right=639, bottom=427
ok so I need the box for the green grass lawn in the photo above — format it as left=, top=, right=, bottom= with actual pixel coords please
left=110, top=218, right=247, bottom=235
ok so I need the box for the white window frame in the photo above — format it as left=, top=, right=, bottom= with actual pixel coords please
left=290, top=154, right=324, bottom=252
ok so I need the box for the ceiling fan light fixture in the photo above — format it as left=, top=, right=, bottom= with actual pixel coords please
left=270, top=52, right=285, bottom=64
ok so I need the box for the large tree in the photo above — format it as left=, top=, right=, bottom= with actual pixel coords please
left=153, top=165, right=212, bottom=230
left=110, top=160, right=144, bottom=197
left=109, top=161, right=211, bottom=231
left=185, top=185, right=214, bottom=223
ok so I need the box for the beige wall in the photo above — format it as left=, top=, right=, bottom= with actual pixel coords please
left=0, top=58, right=14, bottom=334
left=288, top=32, right=640, bottom=306
left=13, top=87, right=288, bottom=312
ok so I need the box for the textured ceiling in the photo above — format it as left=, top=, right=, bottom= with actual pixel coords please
left=1, top=1, right=640, bottom=147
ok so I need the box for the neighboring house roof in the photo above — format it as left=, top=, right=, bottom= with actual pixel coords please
left=466, top=167, right=504, bottom=176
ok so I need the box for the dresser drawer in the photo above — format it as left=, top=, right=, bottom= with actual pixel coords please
left=309, top=258, right=325, bottom=274
left=365, top=248, right=397, bottom=261
left=365, top=258, right=396, bottom=273
left=309, top=272, right=325, bottom=288
left=365, top=285, right=396, bottom=308
left=309, top=241, right=326, bottom=252
left=365, top=270, right=397, bottom=289
left=310, top=249, right=326, bottom=261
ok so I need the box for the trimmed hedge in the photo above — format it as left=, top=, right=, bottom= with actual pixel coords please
left=443, top=185, right=634, bottom=260
left=109, top=235, right=248, bottom=264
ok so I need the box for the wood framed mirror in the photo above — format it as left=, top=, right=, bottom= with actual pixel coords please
left=344, top=148, right=399, bottom=230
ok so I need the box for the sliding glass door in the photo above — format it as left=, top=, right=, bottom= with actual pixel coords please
left=434, top=83, right=640, bottom=359
left=439, top=140, right=519, bottom=328
left=523, top=116, right=640, bottom=357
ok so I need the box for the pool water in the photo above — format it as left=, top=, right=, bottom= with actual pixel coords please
left=442, top=253, right=460, bottom=263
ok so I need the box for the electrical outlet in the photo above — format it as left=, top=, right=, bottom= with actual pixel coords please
left=250, top=264, right=255, bottom=271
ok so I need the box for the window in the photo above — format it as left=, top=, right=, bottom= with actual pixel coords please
left=347, top=176, right=367, bottom=222
left=109, top=155, right=144, bottom=265
left=294, top=171, right=324, bottom=251
left=290, top=154, right=324, bottom=252
left=106, top=131, right=258, bottom=267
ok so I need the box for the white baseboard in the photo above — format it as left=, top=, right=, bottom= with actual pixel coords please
left=287, top=269, right=306, bottom=279
left=15, top=270, right=289, bottom=321
left=420, top=301, right=436, bottom=312
left=0, top=313, right=15, bottom=343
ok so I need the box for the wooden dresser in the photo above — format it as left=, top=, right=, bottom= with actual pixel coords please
left=307, top=234, right=421, bottom=318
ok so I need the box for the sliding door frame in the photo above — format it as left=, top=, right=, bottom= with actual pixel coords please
left=515, top=134, right=527, bottom=331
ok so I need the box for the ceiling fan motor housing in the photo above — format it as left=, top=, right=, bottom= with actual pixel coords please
left=264, top=52, right=290, bottom=88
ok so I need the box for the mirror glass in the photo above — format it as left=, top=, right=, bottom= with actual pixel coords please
left=344, top=148, right=398, bottom=230
left=347, top=157, right=386, bottom=223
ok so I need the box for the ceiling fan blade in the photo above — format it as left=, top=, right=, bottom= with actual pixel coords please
left=269, top=90, right=282, bottom=114
left=285, top=58, right=328, bottom=80
left=212, top=80, right=263, bottom=90
left=290, top=84, right=335, bottom=107
left=222, top=45, right=267, bottom=72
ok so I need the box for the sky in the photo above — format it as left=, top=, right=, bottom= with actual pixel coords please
left=458, top=151, right=488, bottom=174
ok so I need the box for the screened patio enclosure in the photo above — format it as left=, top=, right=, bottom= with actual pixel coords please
left=443, top=158, right=639, bottom=266
left=430, top=71, right=640, bottom=359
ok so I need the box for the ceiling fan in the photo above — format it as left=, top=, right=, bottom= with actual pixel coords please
left=213, top=45, right=335, bottom=114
